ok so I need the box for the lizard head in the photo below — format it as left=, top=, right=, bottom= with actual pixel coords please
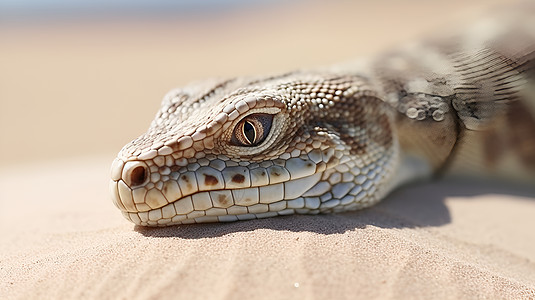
left=110, top=71, right=399, bottom=226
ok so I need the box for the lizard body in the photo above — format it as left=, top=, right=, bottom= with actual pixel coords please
left=110, top=6, right=535, bottom=226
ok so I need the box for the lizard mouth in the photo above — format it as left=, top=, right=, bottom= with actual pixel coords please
left=109, top=153, right=339, bottom=226
left=110, top=172, right=326, bottom=226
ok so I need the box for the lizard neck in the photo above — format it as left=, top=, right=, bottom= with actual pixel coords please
left=329, top=8, right=535, bottom=186
left=391, top=99, right=459, bottom=185
left=381, top=67, right=535, bottom=186
left=383, top=73, right=535, bottom=186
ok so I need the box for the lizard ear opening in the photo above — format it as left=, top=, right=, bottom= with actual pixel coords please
left=230, top=113, right=274, bottom=147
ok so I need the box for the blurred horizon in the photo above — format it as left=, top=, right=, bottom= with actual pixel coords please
left=0, top=0, right=289, bottom=23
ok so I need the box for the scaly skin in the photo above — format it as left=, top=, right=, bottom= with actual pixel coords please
left=110, top=6, right=535, bottom=226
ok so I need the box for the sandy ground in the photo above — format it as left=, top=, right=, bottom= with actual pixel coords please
left=1, top=159, right=534, bottom=299
left=1, top=0, right=535, bottom=299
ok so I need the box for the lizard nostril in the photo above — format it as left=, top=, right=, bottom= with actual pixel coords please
left=130, top=166, right=147, bottom=186
left=122, top=161, right=149, bottom=188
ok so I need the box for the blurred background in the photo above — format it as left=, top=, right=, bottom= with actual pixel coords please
left=2, top=3, right=534, bottom=299
left=0, top=0, right=517, bottom=168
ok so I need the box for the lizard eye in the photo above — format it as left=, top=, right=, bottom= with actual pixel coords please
left=231, top=113, right=274, bottom=146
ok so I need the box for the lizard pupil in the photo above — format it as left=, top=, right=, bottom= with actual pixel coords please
left=243, top=120, right=256, bottom=144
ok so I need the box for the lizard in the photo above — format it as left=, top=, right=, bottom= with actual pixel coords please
left=109, top=5, right=535, bottom=226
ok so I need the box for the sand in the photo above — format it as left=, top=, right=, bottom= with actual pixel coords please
left=1, top=159, right=534, bottom=299
left=1, top=1, right=534, bottom=299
